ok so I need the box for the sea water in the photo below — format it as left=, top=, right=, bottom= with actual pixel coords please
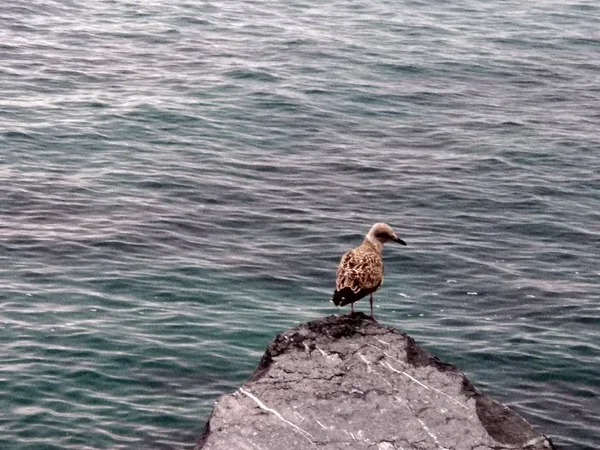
left=1, top=1, right=599, bottom=448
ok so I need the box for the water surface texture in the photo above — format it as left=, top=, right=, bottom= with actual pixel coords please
left=1, top=1, right=599, bottom=449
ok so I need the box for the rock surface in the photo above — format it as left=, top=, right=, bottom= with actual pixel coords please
left=195, top=313, right=556, bottom=450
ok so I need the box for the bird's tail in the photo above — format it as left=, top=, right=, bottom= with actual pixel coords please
left=331, top=287, right=356, bottom=307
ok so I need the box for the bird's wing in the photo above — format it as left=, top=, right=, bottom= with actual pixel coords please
left=335, top=248, right=383, bottom=293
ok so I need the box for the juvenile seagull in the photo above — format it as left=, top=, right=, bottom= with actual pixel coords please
left=332, top=223, right=406, bottom=317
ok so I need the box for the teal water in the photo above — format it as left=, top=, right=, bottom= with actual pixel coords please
left=1, top=1, right=599, bottom=448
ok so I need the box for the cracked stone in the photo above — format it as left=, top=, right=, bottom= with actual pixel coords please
left=195, top=313, right=557, bottom=450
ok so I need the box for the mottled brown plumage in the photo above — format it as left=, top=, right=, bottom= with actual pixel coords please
left=332, top=223, right=406, bottom=317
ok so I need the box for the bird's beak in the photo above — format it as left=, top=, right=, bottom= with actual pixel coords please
left=393, top=235, right=407, bottom=245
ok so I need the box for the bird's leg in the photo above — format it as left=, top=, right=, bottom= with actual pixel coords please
left=370, top=293, right=374, bottom=318
left=351, top=302, right=354, bottom=314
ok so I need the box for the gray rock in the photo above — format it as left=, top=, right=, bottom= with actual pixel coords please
left=195, top=313, right=556, bottom=450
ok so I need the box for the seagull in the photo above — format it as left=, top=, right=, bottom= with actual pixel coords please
left=332, top=223, right=406, bottom=317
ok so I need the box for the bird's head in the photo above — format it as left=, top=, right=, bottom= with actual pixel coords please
left=366, top=223, right=407, bottom=247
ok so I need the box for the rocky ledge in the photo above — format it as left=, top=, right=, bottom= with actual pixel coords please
left=195, top=313, right=556, bottom=450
